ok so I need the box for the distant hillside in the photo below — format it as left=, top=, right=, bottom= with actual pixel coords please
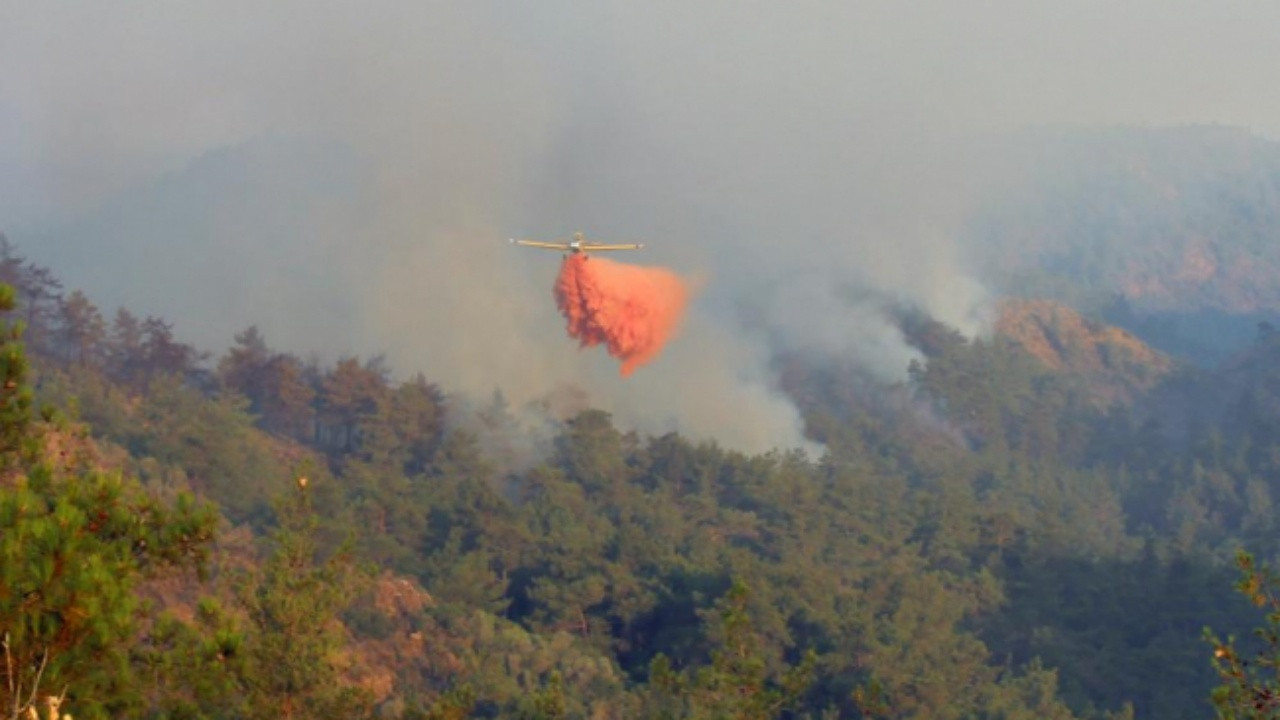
left=969, top=125, right=1280, bottom=317
left=1138, top=321, right=1280, bottom=443
left=995, top=298, right=1173, bottom=405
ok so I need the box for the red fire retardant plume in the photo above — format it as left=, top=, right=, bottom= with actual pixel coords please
left=554, top=254, right=690, bottom=376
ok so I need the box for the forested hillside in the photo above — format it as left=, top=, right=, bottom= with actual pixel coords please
left=970, top=126, right=1280, bottom=312
left=6, top=233, right=1280, bottom=719
left=967, top=126, right=1280, bottom=366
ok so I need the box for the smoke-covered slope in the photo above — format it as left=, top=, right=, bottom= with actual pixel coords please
left=969, top=125, right=1280, bottom=315
left=27, top=136, right=377, bottom=357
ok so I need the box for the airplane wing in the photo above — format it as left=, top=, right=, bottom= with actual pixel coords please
left=510, top=239, right=571, bottom=250
left=581, top=243, right=645, bottom=251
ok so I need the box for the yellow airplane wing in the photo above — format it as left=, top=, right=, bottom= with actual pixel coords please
left=510, top=239, right=571, bottom=250
left=581, top=243, right=645, bottom=251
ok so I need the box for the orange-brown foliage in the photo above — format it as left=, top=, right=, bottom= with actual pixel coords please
left=996, top=298, right=1173, bottom=405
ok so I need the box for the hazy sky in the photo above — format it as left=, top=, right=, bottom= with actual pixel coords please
left=3, top=1, right=1279, bottom=451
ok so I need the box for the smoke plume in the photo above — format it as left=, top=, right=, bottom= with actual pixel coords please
left=7, top=2, right=1280, bottom=454
left=554, top=255, right=689, bottom=376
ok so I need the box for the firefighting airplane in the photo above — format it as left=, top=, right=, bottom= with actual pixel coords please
left=509, top=232, right=644, bottom=256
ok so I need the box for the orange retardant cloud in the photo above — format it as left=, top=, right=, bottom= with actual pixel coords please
left=554, top=254, right=690, bottom=376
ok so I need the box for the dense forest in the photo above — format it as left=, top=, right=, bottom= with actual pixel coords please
left=5, top=221, right=1280, bottom=720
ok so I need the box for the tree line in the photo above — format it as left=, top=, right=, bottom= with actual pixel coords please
left=6, top=235, right=1280, bottom=717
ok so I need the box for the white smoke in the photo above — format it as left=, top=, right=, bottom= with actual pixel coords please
left=6, top=1, right=1280, bottom=453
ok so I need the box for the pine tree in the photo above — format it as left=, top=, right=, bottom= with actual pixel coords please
left=0, top=285, right=33, bottom=466
left=238, top=480, right=373, bottom=720
left=645, top=580, right=815, bottom=720
left=107, top=308, right=145, bottom=385
left=0, top=283, right=217, bottom=719
left=53, top=291, right=107, bottom=368
left=218, top=325, right=271, bottom=404
left=1207, top=551, right=1280, bottom=719
left=317, top=357, right=387, bottom=454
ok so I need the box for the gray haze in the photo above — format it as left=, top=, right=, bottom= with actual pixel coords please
left=4, top=1, right=1280, bottom=452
